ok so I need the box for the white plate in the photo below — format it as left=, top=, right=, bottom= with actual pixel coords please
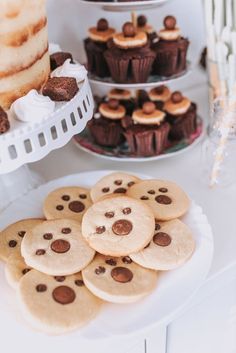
left=0, top=170, right=214, bottom=339
left=79, top=0, right=172, bottom=12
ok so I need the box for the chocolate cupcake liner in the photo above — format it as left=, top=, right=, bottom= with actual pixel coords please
left=132, top=55, right=155, bottom=83
left=88, top=119, right=124, bottom=147
left=84, top=39, right=110, bottom=78
left=167, top=105, right=197, bottom=140
left=104, top=54, right=130, bottom=83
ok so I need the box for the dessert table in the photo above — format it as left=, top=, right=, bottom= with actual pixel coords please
left=15, top=68, right=235, bottom=353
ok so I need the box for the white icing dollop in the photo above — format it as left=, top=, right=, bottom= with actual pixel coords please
left=12, top=90, right=55, bottom=123
left=51, top=59, right=87, bottom=82
left=49, top=43, right=62, bottom=55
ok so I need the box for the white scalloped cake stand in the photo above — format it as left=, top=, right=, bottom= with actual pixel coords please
left=79, top=0, right=172, bottom=12
left=0, top=77, right=94, bottom=210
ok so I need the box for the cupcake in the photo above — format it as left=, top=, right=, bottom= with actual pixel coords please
left=152, top=16, right=189, bottom=77
left=84, top=19, right=115, bottom=78
left=148, top=85, right=171, bottom=110
left=104, top=22, right=156, bottom=83
left=163, top=91, right=197, bottom=140
left=108, top=88, right=135, bottom=115
left=123, top=102, right=170, bottom=156
left=88, top=99, right=126, bottom=147
left=137, top=15, right=157, bottom=44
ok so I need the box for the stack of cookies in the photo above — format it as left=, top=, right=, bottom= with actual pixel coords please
left=0, top=172, right=195, bottom=334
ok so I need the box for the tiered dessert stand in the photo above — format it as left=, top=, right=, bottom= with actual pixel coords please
left=0, top=77, right=94, bottom=211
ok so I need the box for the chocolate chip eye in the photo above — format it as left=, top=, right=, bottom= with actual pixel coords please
left=105, top=258, right=117, bottom=266
left=102, top=187, right=110, bottom=193
left=155, top=223, right=161, bottom=231
left=96, top=226, right=106, bottom=234
left=105, top=212, right=115, bottom=218
left=148, top=190, right=155, bottom=195
left=122, top=256, right=132, bottom=264
left=8, top=240, right=17, bottom=248
left=95, top=266, right=106, bottom=275
left=22, top=268, right=31, bottom=275
left=114, top=180, right=122, bottom=186
left=140, top=196, right=149, bottom=200
left=62, top=195, right=70, bottom=201
left=56, top=205, right=64, bottom=211
left=61, top=228, right=71, bottom=234
left=36, top=249, right=46, bottom=255
left=127, top=181, right=135, bottom=187
left=79, top=194, right=87, bottom=199
left=54, top=276, right=66, bottom=282
left=36, top=284, right=47, bottom=292
left=122, top=207, right=131, bottom=215
left=43, top=233, right=53, bottom=240
left=75, top=279, right=84, bottom=286
left=18, top=231, right=26, bottom=238
left=159, top=188, right=168, bottom=193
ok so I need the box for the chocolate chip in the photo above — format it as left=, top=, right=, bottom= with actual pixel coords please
left=52, top=286, right=76, bottom=305
left=140, top=196, right=149, bottom=200
left=56, top=205, right=64, bottom=211
left=42, top=77, right=79, bottom=102
left=112, top=219, right=133, bottom=236
left=75, top=279, right=84, bottom=287
left=0, top=106, right=10, bottom=134
left=105, top=212, right=115, bottom=218
left=18, top=231, right=26, bottom=238
left=97, top=18, right=109, bottom=31
left=153, top=232, right=172, bottom=246
left=105, top=258, right=117, bottom=266
left=114, top=180, right=122, bottom=186
left=8, top=240, right=17, bottom=248
left=68, top=200, right=85, bottom=213
left=22, top=268, right=31, bottom=275
left=51, top=239, right=70, bottom=254
left=155, top=223, right=161, bottom=231
left=122, top=256, right=132, bottom=264
left=137, top=15, right=147, bottom=27
left=171, top=91, right=183, bottom=104
left=148, top=190, right=155, bottom=195
left=164, top=15, right=176, bottom=30
left=62, top=195, right=70, bottom=201
left=96, top=226, right=106, bottom=234
left=122, top=207, right=131, bottom=215
left=54, top=276, right=66, bottom=282
left=50, top=52, right=73, bottom=71
left=108, top=99, right=119, bottom=110
left=95, top=266, right=106, bottom=275
left=111, top=267, right=133, bottom=283
left=79, top=194, right=87, bottom=199
left=61, top=228, right=71, bottom=234
left=144, top=242, right=151, bottom=249
left=43, top=233, right=53, bottom=240
left=102, top=187, right=110, bottom=193
left=36, top=284, right=47, bottom=292
left=127, top=181, right=135, bottom=187
left=114, top=187, right=126, bottom=194
left=36, top=249, right=45, bottom=255
left=155, top=195, right=172, bottom=205
left=122, top=22, right=136, bottom=38
left=143, top=102, right=156, bottom=115
left=159, top=187, right=168, bottom=193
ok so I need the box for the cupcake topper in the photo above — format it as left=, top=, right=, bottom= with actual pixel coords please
left=97, top=18, right=109, bottom=32
left=171, top=91, right=183, bottom=104
left=164, top=15, right=177, bottom=30
left=123, top=22, right=136, bottom=38
left=143, top=102, right=156, bottom=115
left=137, top=15, right=147, bottom=28
left=108, top=99, right=119, bottom=110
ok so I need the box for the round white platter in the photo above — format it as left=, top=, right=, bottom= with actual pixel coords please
left=79, top=0, right=172, bottom=12
left=0, top=170, right=214, bottom=339
left=0, top=78, right=94, bottom=175
left=89, top=62, right=192, bottom=89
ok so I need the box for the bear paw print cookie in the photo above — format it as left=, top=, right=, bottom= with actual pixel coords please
left=90, top=172, right=141, bottom=202
left=18, top=270, right=102, bottom=334
left=127, top=180, right=190, bottom=221
left=5, top=253, right=32, bottom=290
left=21, top=219, right=95, bottom=276
left=130, top=219, right=195, bottom=270
left=82, top=196, right=155, bottom=256
left=82, top=254, right=158, bottom=303
left=0, top=219, right=43, bottom=262
left=43, top=187, right=92, bottom=223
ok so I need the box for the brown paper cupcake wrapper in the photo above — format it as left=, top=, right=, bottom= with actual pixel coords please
left=168, top=112, right=197, bottom=140
left=84, top=39, right=110, bottom=78
left=88, top=120, right=124, bottom=147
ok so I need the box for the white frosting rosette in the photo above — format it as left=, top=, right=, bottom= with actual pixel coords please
left=51, top=59, right=87, bottom=83
left=11, top=90, right=55, bottom=123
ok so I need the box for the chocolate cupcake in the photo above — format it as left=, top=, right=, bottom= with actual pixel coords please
left=104, top=22, right=156, bottom=83
left=163, top=91, right=197, bottom=140
left=88, top=99, right=126, bottom=147
left=152, top=16, right=189, bottom=77
left=84, top=19, right=115, bottom=78
left=108, top=89, right=135, bottom=115
left=137, top=15, right=157, bottom=44
left=0, top=106, right=10, bottom=134
left=123, top=102, right=170, bottom=156
left=148, top=85, right=171, bottom=110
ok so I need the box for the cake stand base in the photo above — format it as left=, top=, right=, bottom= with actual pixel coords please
left=0, top=165, right=44, bottom=212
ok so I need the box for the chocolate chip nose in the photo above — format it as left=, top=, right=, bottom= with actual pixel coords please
left=112, top=219, right=133, bottom=236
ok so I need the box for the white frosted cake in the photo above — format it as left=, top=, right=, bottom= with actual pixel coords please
left=0, top=0, right=50, bottom=109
